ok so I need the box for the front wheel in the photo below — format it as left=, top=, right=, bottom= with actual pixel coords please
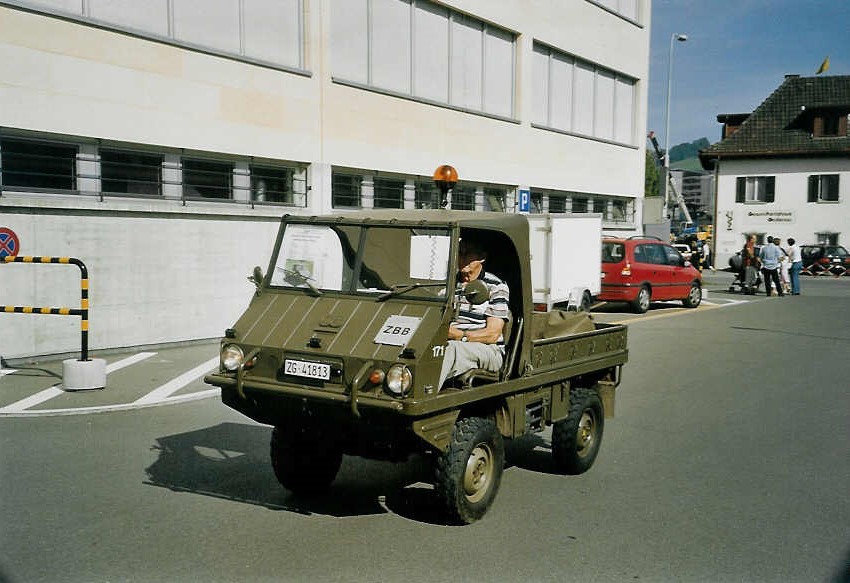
left=682, top=283, right=702, bottom=308
left=434, top=417, right=505, bottom=524
left=270, top=423, right=343, bottom=496
left=552, top=387, right=604, bottom=475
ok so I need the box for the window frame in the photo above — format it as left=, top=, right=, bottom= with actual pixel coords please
left=0, top=136, right=78, bottom=192
left=807, top=174, right=840, bottom=203
left=100, top=148, right=164, bottom=197
left=735, top=176, right=775, bottom=203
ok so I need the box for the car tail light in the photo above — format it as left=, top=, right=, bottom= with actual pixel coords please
left=620, top=262, right=632, bottom=276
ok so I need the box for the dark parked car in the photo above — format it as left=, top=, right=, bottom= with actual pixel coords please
left=800, top=244, right=850, bottom=275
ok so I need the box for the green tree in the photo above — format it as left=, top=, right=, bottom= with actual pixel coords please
left=645, top=150, right=660, bottom=197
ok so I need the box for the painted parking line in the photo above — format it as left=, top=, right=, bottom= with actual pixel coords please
left=134, top=356, right=219, bottom=405
left=0, top=352, right=220, bottom=417
left=0, top=352, right=157, bottom=415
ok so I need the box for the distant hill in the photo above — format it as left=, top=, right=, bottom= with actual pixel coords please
left=670, top=157, right=704, bottom=172
left=669, top=138, right=710, bottom=163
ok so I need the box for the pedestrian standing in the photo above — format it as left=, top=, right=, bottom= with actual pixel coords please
left=702, top=242, right=712, bottom=271
left=787, top=237, right=803, bottom=295
left=741, top=235, right=760, bottom=294
left=690, top=240, right=702, bottom=271
left=759, top=236, right=785, bottom=297
left=774, top=237, right=791, bottom=295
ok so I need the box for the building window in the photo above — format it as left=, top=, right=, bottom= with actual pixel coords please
left=452, top=184, right=476, bottom=210
left=589, top=0, right=640, bottom=22
left=18, top=0, right=305, bottom=70
left=484, top=187, right=506, bottom=213
left=735, top=176, right=775, bottom=203
left=332, top=172, right=362, bottom=208
left=0, top=138, right=77, bottom=191
left=373, top=177, right=404, bottom=209
left=611, top=199, right=628, bottom=222
left=182, top=159, right=233, bottom=199
left=807, top=174, right=839, bottom=202
left=251, top=165, right=294, bottom=204
left=572, top=197, right=589, bottom=213
left=816, top=232, right=839, bottom=246
left=813, top=113, right=848, bottom=138
left=549, top=195, right=567, bottom=213
left=532, top=43, right=636, bottom=145
left=331, top=0, right=516, bottom=118
left=101, top=149, right=163, bottom=196
left=416, top=179, right=441, bottom=209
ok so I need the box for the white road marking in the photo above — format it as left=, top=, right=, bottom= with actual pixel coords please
left=0, top=387, right=65, bottom=413
left=133, top=356, right=219, bottom=405
left=0, top=368, right=19, bottom=378
left=106, top=351, right=157, bottom=373
left=1, top=388, right=220, bottom=417
left=0, top=352, right=157, bottom=414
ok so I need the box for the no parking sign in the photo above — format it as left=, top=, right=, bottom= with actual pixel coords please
left=0, top=227, right=20, bottom=259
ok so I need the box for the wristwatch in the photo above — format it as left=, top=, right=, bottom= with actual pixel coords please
left=461, top=331, right=468, bottom=342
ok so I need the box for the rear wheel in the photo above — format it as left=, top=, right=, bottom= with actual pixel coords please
left=552, top=387, right=604, bottom=475
left=434, top=416, right=504, bottom=524
left=682, top=283, right=702, bottom=308
left=270, top=423, right=343, bottom=495
left=631, top=285, right=651, bottom=314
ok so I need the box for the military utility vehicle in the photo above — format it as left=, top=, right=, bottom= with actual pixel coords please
left=205, top=209, right=628, bottom=523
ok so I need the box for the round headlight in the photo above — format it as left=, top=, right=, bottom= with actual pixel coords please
left=386, top=364, right=412, bottom=396
left=221, top=344, right=244, bottom=372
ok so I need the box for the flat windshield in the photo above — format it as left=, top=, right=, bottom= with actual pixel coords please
left=269, top=223, right=451, bottom=300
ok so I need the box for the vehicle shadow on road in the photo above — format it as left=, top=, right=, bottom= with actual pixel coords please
left=504, top=434, right=563, bottom=475
left=144, top=422, right=452, bottom=525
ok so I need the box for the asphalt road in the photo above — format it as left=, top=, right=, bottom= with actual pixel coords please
left=1, top=274, right=849, bottom=583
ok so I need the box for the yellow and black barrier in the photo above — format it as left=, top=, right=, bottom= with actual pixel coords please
left=1, top=256, right=91, bottom=361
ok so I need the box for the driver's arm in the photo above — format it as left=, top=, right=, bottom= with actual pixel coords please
left=449, top=316, right=504, bottom=344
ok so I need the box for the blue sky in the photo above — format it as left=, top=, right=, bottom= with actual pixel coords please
left=649, top=0, right=850, bottom=149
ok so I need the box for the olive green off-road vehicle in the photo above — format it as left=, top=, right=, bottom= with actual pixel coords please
left=205, top=210, right=628, bottom=523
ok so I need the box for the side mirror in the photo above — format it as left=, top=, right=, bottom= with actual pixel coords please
left=248, top=266, right=264, bottom=289
left=463, top=279, right=490, bottom=305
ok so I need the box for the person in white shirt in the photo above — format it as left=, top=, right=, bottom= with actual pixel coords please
left=787, top=237, right=803, bottom=295
left=438, top=236, right=510, bottom=389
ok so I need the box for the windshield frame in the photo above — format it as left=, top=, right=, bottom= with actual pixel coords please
left=266, top=220, right=453, bottom=302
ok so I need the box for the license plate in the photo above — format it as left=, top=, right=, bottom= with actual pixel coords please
left=284, top=359, right=331, bottom=380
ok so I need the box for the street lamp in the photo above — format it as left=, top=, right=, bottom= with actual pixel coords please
left=663, top=33, right=688, bottom=222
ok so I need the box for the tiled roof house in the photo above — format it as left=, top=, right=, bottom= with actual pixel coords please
left=698, top=74, right=850, bottom=268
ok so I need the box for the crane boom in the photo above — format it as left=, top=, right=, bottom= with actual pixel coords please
left=647, top=132, right=693, bottom=225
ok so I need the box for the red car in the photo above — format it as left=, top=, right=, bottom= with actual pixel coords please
left=599, top=237, right=702, bottom=313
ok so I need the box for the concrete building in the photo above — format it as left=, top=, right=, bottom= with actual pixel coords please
left=1, top=0, right=651, bottom=360
left=700, top=74, right=850, bottom=269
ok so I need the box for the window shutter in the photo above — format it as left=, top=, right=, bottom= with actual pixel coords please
left=736, top=177, right=745, bottom=203
left=807, top=176, right=818, bottom=202
left=825, top=174, right=840, bottom=201
left=766, top=177, right=775, bottom=202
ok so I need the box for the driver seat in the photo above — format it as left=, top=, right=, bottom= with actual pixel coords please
left=456, top=313, right=522, bottom=388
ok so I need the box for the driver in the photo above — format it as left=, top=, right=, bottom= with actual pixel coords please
left=438, top=236, right=510, bottom=389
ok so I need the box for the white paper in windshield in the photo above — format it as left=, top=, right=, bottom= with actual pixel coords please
left=272, top=225, right=344, bottom=290
left=410, top=235, right=450, bottom=280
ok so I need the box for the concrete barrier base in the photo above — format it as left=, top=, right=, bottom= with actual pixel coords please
left=63, top=358, right=107, bottom=391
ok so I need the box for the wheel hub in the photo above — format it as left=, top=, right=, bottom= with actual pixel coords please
left=464, top=444, right=493, bottom=502
left=576, top=411, right=596, bottom=456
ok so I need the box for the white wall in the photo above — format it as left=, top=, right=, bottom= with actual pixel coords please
left=0, top=193, right=279, bottom=360
left=714, top=157, right=850, bottom=267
